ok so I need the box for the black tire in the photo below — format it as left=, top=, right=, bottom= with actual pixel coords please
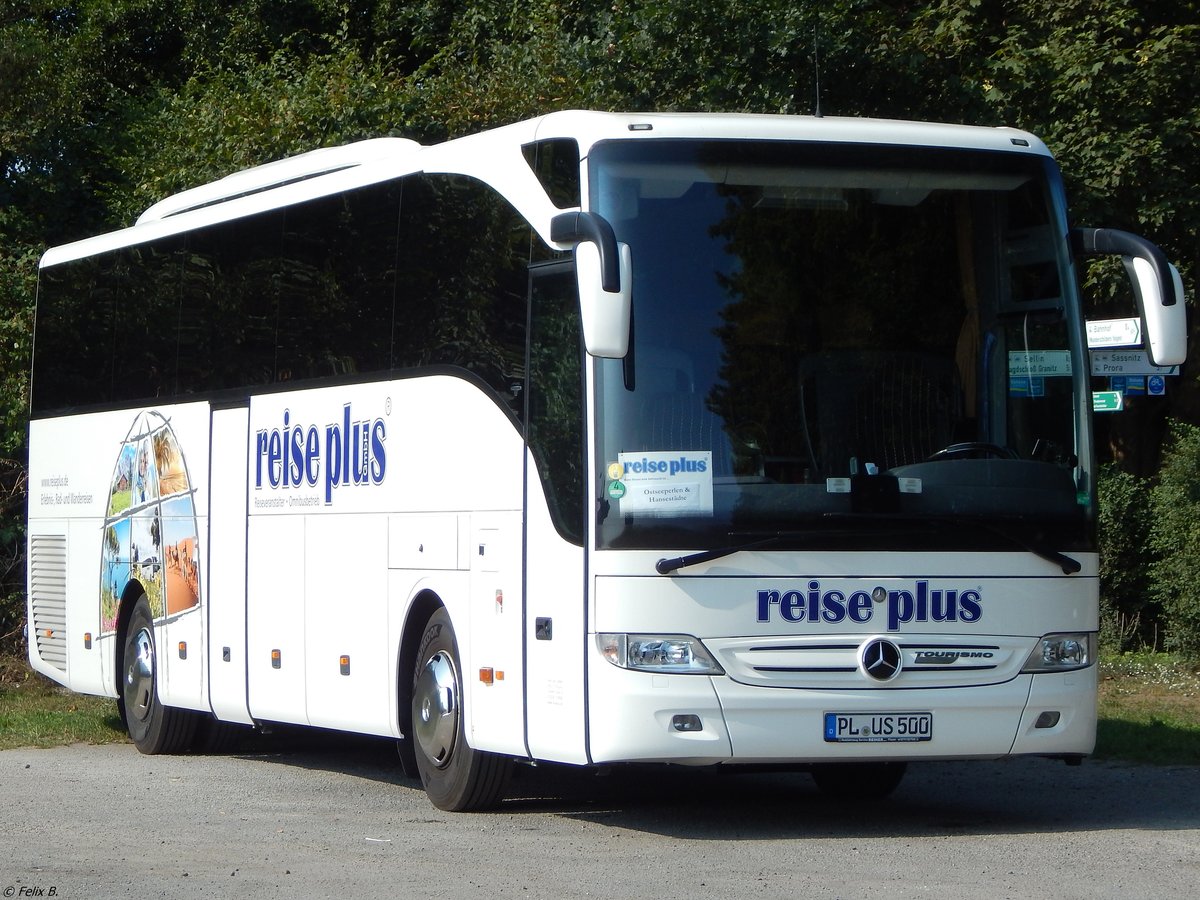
left=120, top=595, right=198, bottom=754
left=811, top=761, right=907, bottom=799
left=410, top=608, right=510, bottom=811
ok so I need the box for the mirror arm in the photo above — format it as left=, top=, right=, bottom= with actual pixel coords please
left=1071, top=227, right=1178, bottom=306
left=552, top=211, right=621, bottom=293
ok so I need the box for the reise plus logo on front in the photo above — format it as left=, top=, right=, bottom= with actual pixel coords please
left=757, top=580, right=982, bottom=631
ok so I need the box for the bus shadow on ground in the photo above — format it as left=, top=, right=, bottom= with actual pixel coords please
left=504, top=758, right=1200, bottom=839
left=229, top=729, right=1200, bottom=839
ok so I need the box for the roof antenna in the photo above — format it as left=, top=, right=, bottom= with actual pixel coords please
left=812, top=13, right=823, bottom=117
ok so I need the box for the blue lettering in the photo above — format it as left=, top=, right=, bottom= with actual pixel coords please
left=267, top=430, right=283, bottom=488
left=960, top=590, right=982, bottom=622
left=255, top=431, right=269, bottom=488
left=931, top=589, right=956, bottom=622
left=288, top=414, right=305, bottom=487
left=757, top=589, right=779, bottom=622
left=371, top=420, right=387, bottom=484
left=305, top=426, right=320, bottom=486
left=755, top=579, right=983, bottom=629
left=667, top=456, right=708, bottom=476
left=781, top=590, right=804, bottom=622
left=342, top=404, right=353, bottom=488
left=849, top=591, right=872, bottom=623
left=352, top=421, right=367, bottom=485
left=252, top=401, right=388, bottom=505
left=821, top=590, right=847, bottom=623
left=325, top=421, right=342, bottom=504
left=887, top=589, right=914, bottom=631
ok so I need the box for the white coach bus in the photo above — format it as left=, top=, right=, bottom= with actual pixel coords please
left=27, top=111, right=1186, bottom=810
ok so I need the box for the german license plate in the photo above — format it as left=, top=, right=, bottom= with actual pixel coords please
left=824, top=712, right=933, bottom=743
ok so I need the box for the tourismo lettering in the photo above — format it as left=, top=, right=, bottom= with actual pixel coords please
left=255, top=403, right=387, bottom=504
left=756, top=580, right=982, bottom=631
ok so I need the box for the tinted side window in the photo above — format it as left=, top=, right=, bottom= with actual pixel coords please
left=527, top=263, right=585, bottom=543
left=33, top=237, right=186, bottom=413
left=276, top=184, right=403, bottom=382
left=33, top=254, right=116, bottom=412
left=33, top=176, right=535, bottom=418
left=395, top=174, right=531, bottom=419
left=180, top=210, right=283, bottom=392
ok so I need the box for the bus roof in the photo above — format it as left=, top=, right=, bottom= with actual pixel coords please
left=41, top=111, right=1051, bottom=268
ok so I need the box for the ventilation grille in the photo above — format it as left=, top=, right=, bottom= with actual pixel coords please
left=30, top=534, right=68, bottom=673
left=707, top=634, right=1028, bottom=691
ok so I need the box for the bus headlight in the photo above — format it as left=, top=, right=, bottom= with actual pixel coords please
left=1021, top=633, right=1096, bottom=672
left=597, top=633, right=725, bottom=675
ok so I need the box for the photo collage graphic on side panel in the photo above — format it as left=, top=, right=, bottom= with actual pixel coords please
left=100, top=411, right=200, bottom=631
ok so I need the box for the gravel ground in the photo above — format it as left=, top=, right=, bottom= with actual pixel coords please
left=2, top=737, right=1198, bottom=899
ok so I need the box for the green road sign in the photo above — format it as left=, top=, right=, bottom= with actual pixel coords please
left=1092, top=391, right=1124, bottom=412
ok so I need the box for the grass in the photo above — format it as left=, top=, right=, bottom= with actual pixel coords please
left=2, top=652, right=1198, bottom=764
left=1096, top=651, right=1200, bottom=766
left=0, top=655, right=127, bottom=750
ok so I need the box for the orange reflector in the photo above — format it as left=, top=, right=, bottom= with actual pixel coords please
left=271, top=649, right=282, bottom=669
left=479, top=667, right=494, bottom=685
left=496, top=670, right=504, bottom=681
left=83, top=632, right=93, bottom=649
left=339, top=655, right=351, bottom=676
left=178, top=641, right=187, bottom=660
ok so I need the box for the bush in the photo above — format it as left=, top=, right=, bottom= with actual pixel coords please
left=1148, top=422, right=1200, bottom=660
left=1097, top=464, right=1156, bottom=651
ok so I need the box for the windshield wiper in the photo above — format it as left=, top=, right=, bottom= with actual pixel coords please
left=656, top=535, right=789, bottom=575
left=953, top=518, right=1082, bottom=574
left=655, top=531, right=864, bottom=575
left=819, top=512, right=1082, bottom=575
left=654, top=515, right=1082, bottom=576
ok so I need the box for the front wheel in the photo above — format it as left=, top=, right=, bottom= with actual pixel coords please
left=411, top=608, right=510, bottom=811
left=811, top=761, right=907, bottom=799
left=120, top=595, right=197, bottom=754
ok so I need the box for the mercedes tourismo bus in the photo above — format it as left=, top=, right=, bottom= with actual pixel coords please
left=27, top=111, right=1187, bottom=810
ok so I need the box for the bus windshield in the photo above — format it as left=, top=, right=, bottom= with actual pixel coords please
left=591, top=139, right=1092, bottom=554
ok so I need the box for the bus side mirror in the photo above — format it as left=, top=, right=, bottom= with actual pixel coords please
left=551, top=212, right=633, bottom=359
left=1073, top=227, right=1187, bottom=367
left=1127, top=258, right=1187, bottom=367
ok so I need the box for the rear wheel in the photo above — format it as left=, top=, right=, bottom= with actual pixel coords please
left=120, top=595, right=197, bottom=754
left=811, top=761, right=907, bottom=799
left=411, top=608, right=510, bottom=811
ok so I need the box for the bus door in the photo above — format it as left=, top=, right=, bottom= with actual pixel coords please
left=521, top=261, right=589, bottom=764
left=206, top=402, right=253, bottom=724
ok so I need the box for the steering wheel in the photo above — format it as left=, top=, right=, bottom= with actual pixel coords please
left=928, top=442, right=1019, bottom=461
